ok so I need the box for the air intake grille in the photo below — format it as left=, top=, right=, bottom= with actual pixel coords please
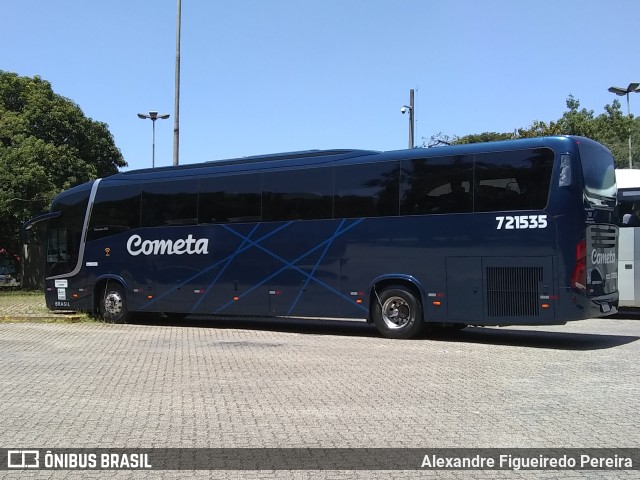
left=590, top=225, right=617, bottom=249
left=486, top=266, right=543, bottom=317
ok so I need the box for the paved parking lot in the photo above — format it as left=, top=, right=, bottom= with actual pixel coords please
left=0, top=309, right=638, bottom=479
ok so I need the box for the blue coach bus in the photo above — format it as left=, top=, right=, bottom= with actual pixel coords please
left=24, top=135, right=618, bottom=338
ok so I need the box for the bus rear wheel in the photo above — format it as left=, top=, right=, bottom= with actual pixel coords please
left=99, top=283, right=130, bottom=323
left=373, top=285, right=424, bottom=339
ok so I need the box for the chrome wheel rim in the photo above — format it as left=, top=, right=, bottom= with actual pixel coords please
left=381, top=296, right=411, bottom=329
left=104, top=291, right=123, bottom=316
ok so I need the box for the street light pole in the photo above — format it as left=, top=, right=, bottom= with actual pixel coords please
left=137, top=111, right=170, bottom=168
left=608, top=82, right=640, bottom=168
left=173, top=0, right=181, bottom=166
left=401, top=89, right=415, bottom=149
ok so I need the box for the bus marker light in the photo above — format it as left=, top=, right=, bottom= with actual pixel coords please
left=233, top=296, right=239, bottom=301
left=541, top=303, right=550, bottom=309
left=356, top=299, right=363, bottom=304
left=147, top=295, right=153, bottom=300
left=72, top=293, right=78, bottom=299
left=432, top=301, right=442, bottom=306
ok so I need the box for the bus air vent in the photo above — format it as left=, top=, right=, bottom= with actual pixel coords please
left=589, top=225, right=617, bottom=249
left=486, top=266, right=543, bottom=317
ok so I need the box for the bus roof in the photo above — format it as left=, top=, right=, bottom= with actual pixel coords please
left=119, top=149, right=379, bottom=176
left=103, top=135, right=591, bottom=183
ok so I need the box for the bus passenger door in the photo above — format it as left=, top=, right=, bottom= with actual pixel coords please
left=446, top=257, right=484, bottom=323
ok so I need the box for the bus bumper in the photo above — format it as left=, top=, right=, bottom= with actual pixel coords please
left=589, top=293, right=618, bottom=317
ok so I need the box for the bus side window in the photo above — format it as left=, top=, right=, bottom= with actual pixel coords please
left=334, top=161, right=400, bottom=218
left=400, top=155, right=473, bottom=215
left=262, top=168, right=333, bottom=222
left=88, top=186, right=141, bottom=241
left=141, top=179, right=198, bottom=227
left=198, top=174, right=261, bottom=224
left=619, top=200, right=640, bottom=227
left=473, top=148, right=553, bottom=212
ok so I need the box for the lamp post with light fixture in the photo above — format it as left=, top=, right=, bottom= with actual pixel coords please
left=608, top=83, right=640, bottom=168
left=174, top=0, right=181, bottom=166
left=137, top=111, right=170, bottom=168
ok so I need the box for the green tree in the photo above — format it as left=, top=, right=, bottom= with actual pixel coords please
left=454, top=131, right=515, bottom=144
left=441, top=95, right=636, bottom=168
left=0, top=71, right=126, bottom=257
left=593, top=100, right=635, bottom=168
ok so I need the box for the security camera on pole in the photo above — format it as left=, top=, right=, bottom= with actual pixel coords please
left=401, top=89, right=415, bottom=149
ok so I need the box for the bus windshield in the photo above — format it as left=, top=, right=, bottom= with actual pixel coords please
left=46, top=186, right=91, bottom=277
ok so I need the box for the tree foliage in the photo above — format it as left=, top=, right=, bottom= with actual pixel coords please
left=0, top=71, right=126, bottom=256
left=427, top=95, right=638, bottom=169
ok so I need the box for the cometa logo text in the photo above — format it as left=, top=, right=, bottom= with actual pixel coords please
left=127, top=234, right=209, bottom=256
left=591, top=250, right=616, bottom=265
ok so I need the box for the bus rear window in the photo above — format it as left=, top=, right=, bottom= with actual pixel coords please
left=579, top=143, right=616, bottom=198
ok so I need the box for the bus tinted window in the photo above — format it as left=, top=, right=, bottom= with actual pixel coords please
left=141, top=180, right=198, bottom=227
left=88, top=185, right=141, bottom=240
left=47, top=189, right=90, bottom=276
left=199, top=174, right=261, bottom=224
left=335, top=161, right=400, bottom=218
left=262, top=168, right=333, bottom=221
left=474, top=148, right=553, bottom=212
left=401, top=155, right=474, bottom=215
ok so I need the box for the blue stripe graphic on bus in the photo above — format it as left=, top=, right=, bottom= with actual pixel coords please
left=141, top=221, right=294, bottom=310
left=139, top=218, right=367, bottom=315
left=190, top=223, right=261, bottom=312
left=287, top=219, right=346, bottom=315
left=215, top=218, right=367, bottom=314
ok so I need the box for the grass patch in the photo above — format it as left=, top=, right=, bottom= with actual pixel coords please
left=0, top=314, right=92, bottom=324
left=0, top=288, right=43, bottom=297
left=0, top=289, right=96, bottom=324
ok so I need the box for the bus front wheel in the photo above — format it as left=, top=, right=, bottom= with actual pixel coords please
left=372, top=285, right=424, bottom=339
left=99, top=283, right=130, bottom=323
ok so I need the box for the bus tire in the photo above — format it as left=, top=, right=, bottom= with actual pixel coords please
left=100, top=283, right=130, bottom=323
left=373, top=285, right=424, bottom=339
